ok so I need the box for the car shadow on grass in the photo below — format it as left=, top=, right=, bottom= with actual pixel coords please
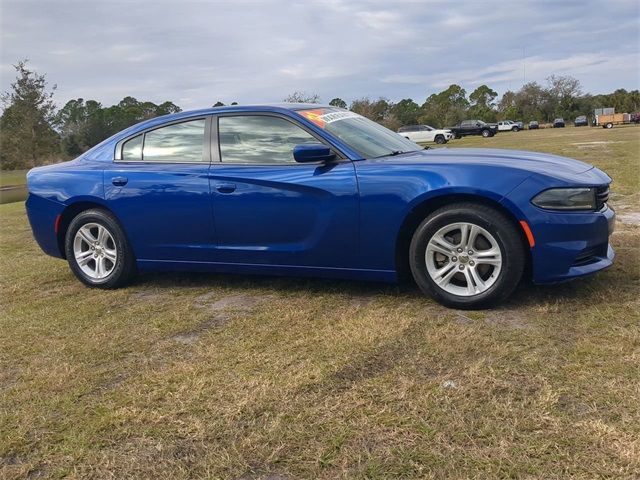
left=131, top=264, right=627, bottom=312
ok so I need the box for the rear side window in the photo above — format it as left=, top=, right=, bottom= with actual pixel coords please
left=218, top=115, right=317, bottom=164
left=143, top=119, right=206, bottom=162
left=117, top=118, right=206, bottom=162
left=121, top=134, right=142, bottom=161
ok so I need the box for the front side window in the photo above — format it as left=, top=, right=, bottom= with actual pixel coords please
left=142, top=119, right=205, bottom=162
left=218, top=115, right=318, bottom=164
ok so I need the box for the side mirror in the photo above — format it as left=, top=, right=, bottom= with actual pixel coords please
left=293, top=143, right=336, bottom=163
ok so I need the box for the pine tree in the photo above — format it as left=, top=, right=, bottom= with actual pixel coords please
left=0, top=60, right=59, bottom=169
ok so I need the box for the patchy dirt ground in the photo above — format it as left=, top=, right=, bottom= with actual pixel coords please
left=1, top=126, right=639, bottom=479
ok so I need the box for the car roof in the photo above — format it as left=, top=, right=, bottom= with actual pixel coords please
left=211, top=102, right=332, bottom=113
left=108, top=103, right=336, bottom=140
left=149, top=102, right=333, bottom=123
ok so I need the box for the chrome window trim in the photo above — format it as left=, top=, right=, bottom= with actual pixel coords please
left=113, top=116, right=211, bottom=164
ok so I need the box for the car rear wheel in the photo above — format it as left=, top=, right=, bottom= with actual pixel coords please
left=409, top=203, right=526, bottom=309
left=434, top=135, right=446, bottom=144
left=65, top=209, right=136, bottom=288
left=481, top=129, right=491, bottom=138
left=605, top=122, right=613, bottom=129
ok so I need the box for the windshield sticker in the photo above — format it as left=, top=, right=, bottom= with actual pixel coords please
left=300, top=109, right=327, bottom=128
left=300, top=109, right=360, bottom=128
left=320, top=111, right=360, bottom=123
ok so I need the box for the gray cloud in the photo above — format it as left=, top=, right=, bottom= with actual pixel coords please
left=1, top=0, right=638, bottom=110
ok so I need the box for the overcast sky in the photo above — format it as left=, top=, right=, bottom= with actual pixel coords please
left=1, top=0, right=638, bottom=110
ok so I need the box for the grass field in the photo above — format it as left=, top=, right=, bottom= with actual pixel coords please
left=1, top=126, right=639, bottom=479
left=0, top=170, right=27, bottom=188
left=0, top=170, right=28, bottom=205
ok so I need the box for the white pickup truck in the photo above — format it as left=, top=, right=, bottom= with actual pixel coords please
left=397, top=125, right=454, bottom=144
left=496, top=120, right=521, bottom=132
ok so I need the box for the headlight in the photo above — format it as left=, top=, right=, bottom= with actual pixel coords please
left=532, top=187, right=596, bottom=211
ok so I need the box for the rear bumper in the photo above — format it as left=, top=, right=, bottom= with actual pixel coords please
left=25, top=194, right=65, bottom=258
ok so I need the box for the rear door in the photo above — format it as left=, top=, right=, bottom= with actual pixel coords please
left=419, top=125, right=435, bottom=142
left=209, top=113, right=359, bottom=268
left=105, top=117, right=215, bottom=262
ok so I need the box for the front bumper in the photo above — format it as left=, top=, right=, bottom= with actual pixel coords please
left=502, top=173, right=616, bottom=284
left=528, top=205, right=615, bottom=284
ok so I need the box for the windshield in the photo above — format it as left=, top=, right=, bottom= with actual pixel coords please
left=298, top=107, right=422, bottom=158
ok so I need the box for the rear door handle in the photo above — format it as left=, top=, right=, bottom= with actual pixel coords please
left=111, top=176, right=128, bottom=186
left=215, top=183, right=237, bottom=193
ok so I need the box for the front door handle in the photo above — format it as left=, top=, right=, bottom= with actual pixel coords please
left=215, top=183, right=237, bottom=193
left=111, top=176, right=128, bottom=187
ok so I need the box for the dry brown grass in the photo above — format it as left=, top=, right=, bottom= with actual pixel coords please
left=1, top=126, right=639, bottom=479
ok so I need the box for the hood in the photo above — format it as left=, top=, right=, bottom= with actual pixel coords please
left=371, top=147, right=611, bottom=185
left=387, top=148, right=594, bottom=175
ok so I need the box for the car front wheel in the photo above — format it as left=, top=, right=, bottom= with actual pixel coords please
left=409, top=203, right=526, bottom=309
left=65, top=208, right=136, bottom=288
left=434, top=135, right=446, bottom=144
left=481, top=129, right=491, bottom=137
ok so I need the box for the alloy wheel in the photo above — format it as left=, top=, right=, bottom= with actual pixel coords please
left=73, top=223, right=118, bottom=280
left=425, top=222, right=502, bottom=297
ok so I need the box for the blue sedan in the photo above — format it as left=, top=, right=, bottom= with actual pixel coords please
left=26, top=104, right=615, bottom=308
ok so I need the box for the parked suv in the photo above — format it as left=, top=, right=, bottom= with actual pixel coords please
left=497, top=120, right=521, bottom=132
left=528, top=120, right=539, bottom=130
left=553, top=118, right=565, bottom=128
left=449, top=120, right=498, bottom=138
left=574, top=115, right=588, bottom=127
left=397, top=124, right=453, bottom=144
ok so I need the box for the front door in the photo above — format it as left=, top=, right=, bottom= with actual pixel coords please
left=209, top=113, right=359, bottom=269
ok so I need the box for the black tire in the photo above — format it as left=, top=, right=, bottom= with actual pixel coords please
left=64, top=208, right=136, bottom=288
left=605, top=123, right=613, bottom=129
left=453, top=133, right=461, bottom=139
left=409, top=203, right=526, bottom=309
left=512, top=126, right=519, bottom=132
left=481, top=129, right=491, bottom=138
left=434, top=135, right=446, bottom=144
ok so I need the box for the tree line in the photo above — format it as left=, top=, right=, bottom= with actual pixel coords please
left=1, top=60, right=638, bottom=170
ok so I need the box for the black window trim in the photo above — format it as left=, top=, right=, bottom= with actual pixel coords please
left=114, top=116, right=212, bottom=164
left=213, top=111, right=349, bottom=166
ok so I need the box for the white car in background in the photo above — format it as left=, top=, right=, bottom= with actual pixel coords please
left=497, top=120, right=521, bottom=132
left=397, top=124, right=454, bottom=144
